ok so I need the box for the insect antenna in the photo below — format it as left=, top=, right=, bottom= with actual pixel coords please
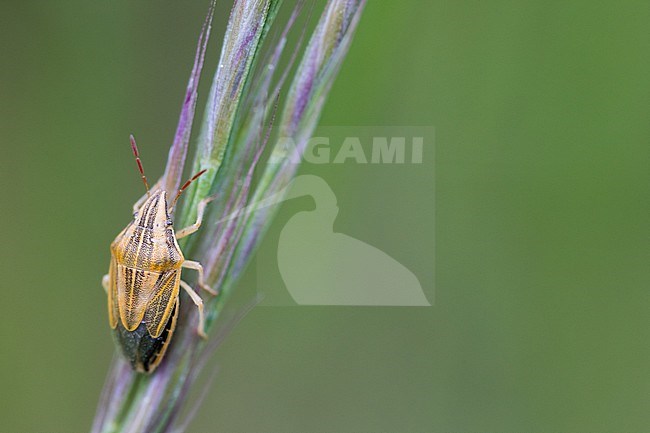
left=130, top=134, right=150, bottom=196
left=171, top=168, right=208, bottom=209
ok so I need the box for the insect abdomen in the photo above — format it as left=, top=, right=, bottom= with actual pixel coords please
left=113, top=299, right=179, bottom=373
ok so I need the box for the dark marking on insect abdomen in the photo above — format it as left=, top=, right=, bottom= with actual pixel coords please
left=113, top=299, right=179, bottom=373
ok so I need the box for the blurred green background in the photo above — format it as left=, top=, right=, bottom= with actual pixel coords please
left=1, top=1, right=648, bottom=432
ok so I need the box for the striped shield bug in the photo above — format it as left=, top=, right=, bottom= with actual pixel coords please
left=102, top=135, right=216, bottom=374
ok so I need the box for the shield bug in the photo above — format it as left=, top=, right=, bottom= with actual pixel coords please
left=102, top=135, right=216, bottom=374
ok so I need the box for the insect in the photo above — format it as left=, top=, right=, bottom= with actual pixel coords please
left=102, top=135, right=216, bottom=374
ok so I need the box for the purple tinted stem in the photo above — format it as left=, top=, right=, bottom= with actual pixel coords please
left=162, top=0, right=215, bottom=196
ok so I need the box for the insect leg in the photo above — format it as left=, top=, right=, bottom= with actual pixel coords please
left=175, top=195, right=217, bottom=239
left=182, top=260, right=218, bottom=295
left=179, top=280, right=207, bottom=339
left=102, top=274, right=109, bottom=293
